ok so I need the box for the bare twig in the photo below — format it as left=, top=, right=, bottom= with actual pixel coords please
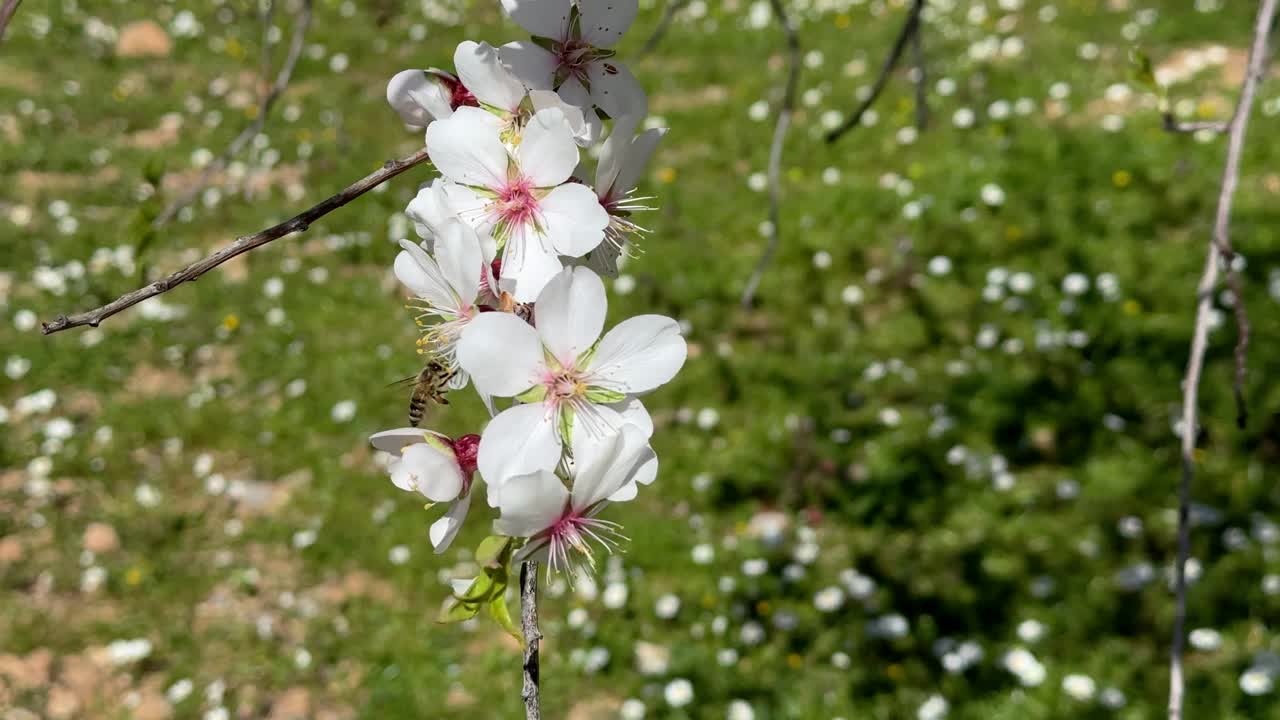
left=638, top=0, right=690, bottom=57
left=825, top=0, right=925, bottom=143
left=153, top=0, right=313, bottom=227
left=41, top=147, right=432, bottom=335
left=520, top=562, right=541, bottom=720
left=258, top=0, right=278, bottom=93
left=0, top=0, right=22, bottom=45
left=1169, top=1, right=1276, bottom=718
left=1162, top=115, right=1229, bottom=134
left=740, top=0, right=799, bottom=308
left=910, top=13, right=927, bottom=131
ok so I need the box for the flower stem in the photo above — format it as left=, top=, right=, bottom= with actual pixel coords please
left=520, top=561, right=541, bottom=720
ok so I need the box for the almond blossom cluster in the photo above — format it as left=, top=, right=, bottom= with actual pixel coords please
left=371, top=0, right=684, bottom=583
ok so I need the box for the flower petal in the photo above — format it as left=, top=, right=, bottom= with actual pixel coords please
left=579, top=0, right=638, bottom=48
left=477, top=403, right=562, bottom=504
left=500, top=224, right=564, bottom=302
left=434, top=219, right=483, bottom=305
left=557, top=75, right=592, bottom=110
left=571, top=423, right=651, bottom=511
left=405, top=179, right=456, bottom=242
left=534, top=266, right=606, bottom=367
left=540, top=183, right=608, bottom=257
left=394, top=240, right=459, bottom=310
left=440, top=182, right=496, bottom=236
left=426, top=106, right=508, bottom=189
left=610, top=396, right=654, bottom=437
left=587, top=315, right=686, bottom=393
left=494, top=470, right=568, bottom=538
left=530, top=89, right=601, bottom=146
left=587, top=59, right=646, bottom=120
left=453, top=40, right=525, bottom=112
left=370, top=427, right=449, bottom=455
left=608, top=446, right=656, bottom=502
left=594, top=114, right=638, bottom=194
left=456, top=311, right=545, bottom=397
left=518, top=108, right=579, bottom=187
left=399, top=442, right=464, bottom=502
left=499, top=0, right=571, bottom=40
left=386, top=69, right=453, bottom=126
left=568, top=397, right=651, bottom=458
left=612, top=127, right=667, bottom=197
left=501, top=41, right=557, bottom=91
left=430, top=491, right=472, bottom=553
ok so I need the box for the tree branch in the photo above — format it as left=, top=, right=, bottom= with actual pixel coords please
left=910, top=11, right=927, bottom=131
left=1169, top=1, right=1276, bottom=718
left=638, top=0, right=690, bottom=58
left=520, top=562, right=541, bottom=720
left=825, top=0, right=924, bottom=144
left=0, top=0, right=22, bottom=45
left=152, top=0, right=313, bottom=227
left=40, top=147, right=432, bottom=335
left=740, top=0, right=799, bottom=308
left=1162, top=115, right=1228, bottom=134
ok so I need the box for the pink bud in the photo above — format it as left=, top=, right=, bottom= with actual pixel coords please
left=453, top=433, right=481, bottom=477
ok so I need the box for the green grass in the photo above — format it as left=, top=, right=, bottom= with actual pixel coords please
left=3, top=0, right=1280, bottom=717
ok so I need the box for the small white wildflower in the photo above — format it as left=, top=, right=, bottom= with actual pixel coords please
left=664, top=678, right=694, bottom=708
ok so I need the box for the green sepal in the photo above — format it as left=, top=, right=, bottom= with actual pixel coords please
left=558, top=406, right=575, bottom=442
left=488, top=592, right=523, bottom=646
left=455, top=572, right=500, bottom=603
left=531, top=35, right=558, bottom=53
left=476, top=535, right=514, bottom=569
left=584, top=387, right=626, bottom=404
left=516, top=384, right=548, bottom=403
left=438, top=597, right=482, bottom=623
left=422, top=433, right=454, bottom=454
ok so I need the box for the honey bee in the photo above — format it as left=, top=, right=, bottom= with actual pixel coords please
left=390, top=359, right=456, bottom=426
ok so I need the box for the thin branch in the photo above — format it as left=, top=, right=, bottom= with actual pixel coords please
left=825, top=0, right=924, bottom=144
left=153, top=0, right=313, bottom=227
left=258, top=0, right=278, bottom=97
left=740, top=0, right=799, bottom=308
left=1162, top=114, right=1228, bottom=134
left=638, top=0, right=690, bottom=58
left=1169, top=1, right=1276, bottom=718
left=41, top=147, right=432, bottom=335
left=520, top=562, right=541, bottom=720
left=0, top=0, right=22, bottom=45
left=910, top=12, right=927, bottom=131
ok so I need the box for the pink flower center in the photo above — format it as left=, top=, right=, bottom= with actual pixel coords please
left=553, top=40, right=594, bottom=84
left=543, top=368, right=586, bottom=408
left=497, top=177, right=540, bottom=229
left=542, top=508, right=625, bottom=576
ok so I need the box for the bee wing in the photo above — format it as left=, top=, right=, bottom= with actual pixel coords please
left=447, top=369, right=468, bottom=391
left=385, top=375, right=419, bottom=388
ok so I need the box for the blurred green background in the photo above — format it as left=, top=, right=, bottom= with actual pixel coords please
left=3, top=0, right=1280, bottom=718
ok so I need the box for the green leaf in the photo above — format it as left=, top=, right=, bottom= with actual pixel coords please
left=438, top=598, right=482, bottom=623
left=1129, top=48, right=1157, bottom=89
left=1129, top=48, right=1169, bottom=113
left=143, top=156, right=166, bottom=187
left=476, top=535, right=513, bottom=568
left=488, top=592, right=523, bottom=645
